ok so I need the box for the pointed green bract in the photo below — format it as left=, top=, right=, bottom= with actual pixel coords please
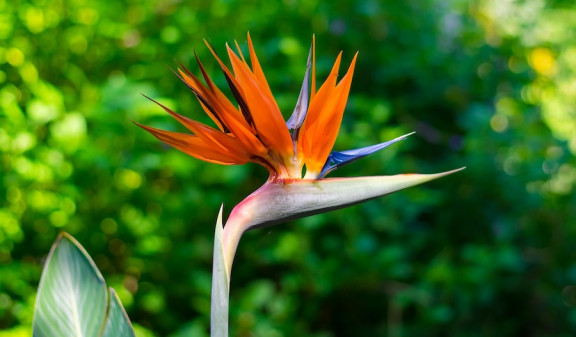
left=33, top=233, right=135, bottom=337
left=211, top=206, right=229, bottom=337
left=218, top=167, right=465, bottom=299
left=102, top=288, right=136, bottom=337
left=238, top=168, right=466, bottom=230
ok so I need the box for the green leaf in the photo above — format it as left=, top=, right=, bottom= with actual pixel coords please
left=33, top=232, right=135, bottom=337
left=33, top=233, right=107, bottom=337
left=211, top=206, right=229, bottom=337
left=102, top=288, right=136, bottom=337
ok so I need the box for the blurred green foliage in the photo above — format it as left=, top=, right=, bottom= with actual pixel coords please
left=1, top=0, right=576, bottom=336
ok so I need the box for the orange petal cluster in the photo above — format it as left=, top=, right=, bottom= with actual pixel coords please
left=138, top=34, right=357, bottom=180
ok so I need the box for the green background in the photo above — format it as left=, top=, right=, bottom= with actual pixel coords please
left=2, top=0, right=576, bottom=336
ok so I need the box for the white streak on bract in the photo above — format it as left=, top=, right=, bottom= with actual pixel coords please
left=220, top=167, right=464, bottom=285
left=236, top=168, right=465, bottom=231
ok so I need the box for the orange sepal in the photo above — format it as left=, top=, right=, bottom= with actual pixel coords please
left=225, top=44, right=294, bottom=158
left=246, top=33, right=276, bottom=101
left=144, top=97, right=253, bottom=156
left=177, top=66, right=268, bottom=158
left=299, top=53, right=358, bottom=175
left=136, top=122, right=250, bottom=165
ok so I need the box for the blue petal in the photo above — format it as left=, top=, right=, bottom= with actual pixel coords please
left=286, top=43, right=313, bottom=131
left=318, top=132, right=415, bottom=178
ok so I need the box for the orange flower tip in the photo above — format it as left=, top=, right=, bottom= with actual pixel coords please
left=203, top=39, right=220, bottom=56
left=133, top=121, right=156, bottom=135
left=133, top=121, right=154, bottom=132
left=140, top=93, right=155, bottom=102
left=173, top=63, right=191, bottom=79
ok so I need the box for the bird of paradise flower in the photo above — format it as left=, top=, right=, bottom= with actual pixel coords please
left=137, top=34, right=463, bottom=336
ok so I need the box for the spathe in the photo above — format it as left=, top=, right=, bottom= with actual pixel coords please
left=220, top=167, right=465, bottom=276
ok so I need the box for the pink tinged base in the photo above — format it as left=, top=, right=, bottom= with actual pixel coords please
left=220, top=167, right=465, bottom=278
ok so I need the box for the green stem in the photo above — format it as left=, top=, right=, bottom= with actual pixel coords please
left=221, top=208, right=251, bottom=278
left=210, top=204, right=251, bottom=337
left=210, top=208, right=229, bottom=337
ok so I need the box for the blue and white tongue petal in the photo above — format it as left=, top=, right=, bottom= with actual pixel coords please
left=318, top=132, right=416, bottom=178
left=286, top=44, right=313, bottom=132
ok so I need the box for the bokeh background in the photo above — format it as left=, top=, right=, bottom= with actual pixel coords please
left=2, top=0, right=576, bottom=336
